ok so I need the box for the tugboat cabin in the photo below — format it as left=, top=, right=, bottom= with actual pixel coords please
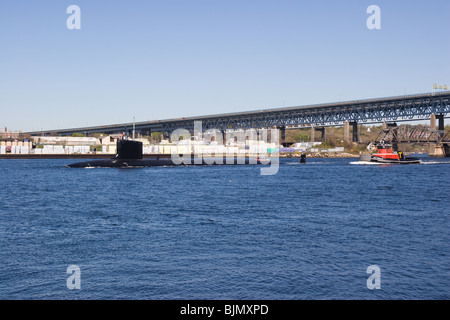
left=373, top=143, right=403, bottom=160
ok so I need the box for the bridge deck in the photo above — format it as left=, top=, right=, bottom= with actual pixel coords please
left=25, top=91, right=450, bottom=136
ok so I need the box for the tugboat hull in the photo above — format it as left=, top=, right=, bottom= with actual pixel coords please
left=359, top=154, right=421, bottom=164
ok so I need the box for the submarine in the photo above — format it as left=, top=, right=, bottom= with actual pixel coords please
left=66, top=138, right=270, bottom=168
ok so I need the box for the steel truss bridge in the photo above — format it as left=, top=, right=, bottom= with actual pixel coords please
left=375, top=126, right=450, bottom=144
left=26, top=92, right=450, bottom=136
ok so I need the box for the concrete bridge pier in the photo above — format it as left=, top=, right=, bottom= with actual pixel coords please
left=310, top=126, right=326, bottom=142
left=438, top=114, right=445, bottom=129
left=430, top=113, right=445, bottom=130
left=437, top=114, right=445, bottom=138
left=430, top=113, right=436, bottom=130
left=279, top=126, right=286, bottom=145
left=349, top=121, right=359, bottom=142
left=316, top=127, right=326, bottom=142
left=344, top=121, right=350, bottom=142
left=430, top=113, right=445, bottom=146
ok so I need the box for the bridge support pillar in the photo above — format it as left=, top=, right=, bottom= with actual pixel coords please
left=437, top=114, right=445, bottom=139
left=344, top=121, right=350, bottom=142
left=349, top=122, right=359, bottom=142
left=430, top=113, right=436, bottom=130
left=316, top=127, right=326, bottom=142
left=279, top=126, right=286, bottom=146
left=310, top=127, right=315, bottom=142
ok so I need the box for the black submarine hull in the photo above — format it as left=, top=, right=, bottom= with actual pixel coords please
left=66, top=157, right=270, bottom=168
left=66, top=139, right=271, bottom=168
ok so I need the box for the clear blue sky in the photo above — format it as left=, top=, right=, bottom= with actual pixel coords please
left=0, top=0, right=449, bottom=132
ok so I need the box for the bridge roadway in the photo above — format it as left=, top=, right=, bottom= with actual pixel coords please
left=26, top=91, right=450, bottom=137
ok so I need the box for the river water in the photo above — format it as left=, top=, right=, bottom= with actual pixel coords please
left=0, top=156, right=449, bottom=299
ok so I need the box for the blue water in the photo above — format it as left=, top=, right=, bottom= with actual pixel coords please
left=0, top=157, right=449, bottom=300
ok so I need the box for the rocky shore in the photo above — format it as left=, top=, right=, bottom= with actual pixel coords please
left=279, top=152, right=359, bottom=158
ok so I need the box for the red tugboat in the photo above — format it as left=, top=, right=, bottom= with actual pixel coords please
left=359, top=141, right=421, bottom=164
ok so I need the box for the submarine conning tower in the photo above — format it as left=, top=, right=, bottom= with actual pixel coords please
left=116, top=139, right=143, bottom=160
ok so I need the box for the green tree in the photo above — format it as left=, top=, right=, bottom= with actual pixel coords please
left=151, top=132, right=162, bottom=142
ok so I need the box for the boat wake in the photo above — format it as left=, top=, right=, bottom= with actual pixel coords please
left=350, top=161, right=383, bottom=165
left=420, top=161, right=450, bottom=165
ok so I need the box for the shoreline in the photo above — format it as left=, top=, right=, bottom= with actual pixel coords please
left=279, top=152, right=359, bottom=158
left=1, top=153, right=442, bottom=160
left=0, top=152, right=361, bottom=159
